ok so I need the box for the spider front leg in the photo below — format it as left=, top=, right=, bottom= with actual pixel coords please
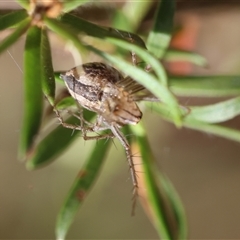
left=54, top=108, right=115, bottom=141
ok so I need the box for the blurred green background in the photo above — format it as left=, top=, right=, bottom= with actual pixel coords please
left=1, top=1, right=240, bottom=239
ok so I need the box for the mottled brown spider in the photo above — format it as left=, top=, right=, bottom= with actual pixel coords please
left=55, top=57, right=156, bottom=213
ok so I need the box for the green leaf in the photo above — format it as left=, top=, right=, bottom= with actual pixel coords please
left=150, top=103, right=240, bottom=143
left=41, top=28, right=55, bottom=105
left=184, top=119, right=240, bottom=143
left=59, top=13, right=146, bottom=48
left=164, top=49, right=208, bottom=67
left=112, top=10, right=130, bottom=31
left=113, top=1, right=153, bottom=32
left=0, top=17, right=31, bottom=55
left=157, top=174, right=188, bottom=240
left=19, top=26, right=43, bottom=159
left=62, top=0, right=90, bottom=13
left=56, top=97, right=76, bottom=110
left=26, top=110, right=95, bottom=169
left=147, top=0, right=175, bottom=58
left=55, top=71, right=64, bottom=84
left=187, top=97, right=240, bottom=123
left=107, top=38, right=168, bottom=85
left=26, top=117, right=78, bottom=170
left=131, top=123, right=187, bottom=239
left=56, top=137, right=111, bottom=240
left=0, top=9, right=28, bottom=31
left=169, top=75, right=240, bottom=97
left=44, top=17, right=86, bottom=54
left=15, top=0, right=30, bottom=9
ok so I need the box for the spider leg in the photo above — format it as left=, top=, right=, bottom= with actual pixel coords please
left=127, top=33, right=151, bottom=72
left=68, top=110, right=95, bottom=128
left=82, top=115, right=115, bottom=141
left=131, top=51, right=138, bottom=66
left=82, top=125, right=115, bottom=141
left=53, top=108, right=83, bottom=131
left=110, top=123, right=139, bottom=215
left=54, top=108, right=115, bottom=141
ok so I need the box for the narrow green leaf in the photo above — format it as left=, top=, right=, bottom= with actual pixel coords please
left=26, top=111, right=95, bottom=169
left=107, top=38, right=168, bottom=85
left=41, top=28, right=55, bottom=105
left=150, top=103, right=240, bottom=143
left=56, top=137, right=111, bottom=240
left=62, top=0, right=90, bottom=13
left=15, top=0, right=30, bottom=9
left=157, top=174, right=188, bottom=240
left=55, top=71, right=64, bottom=84
left=0, top=17, right=31, bottom=55
left=147, top=0, right=175, bottom=58
left=164, top=49, right=208, bottom=67
left=56, top=97, right=76, bottom=110
left=131, top=123, right=187, bottom=239
left=113, top=1, right=153, bottom=32
left=59, top=13, right=146, bottom=48
left=44, top=17, right=86, bottom=54
left=169, top=75, right=240, bottom=97
left=184, top=118, right=240, bottom=143
left=188, top=97, right=240, bottom=123
left=0, top=9, right=28, bottom=31
left=19, top=26, right=43, bottom=159
left=112, top=10, right=130, bottom=31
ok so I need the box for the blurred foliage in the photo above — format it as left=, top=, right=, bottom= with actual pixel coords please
left=1, top=0, right=240, bottom=239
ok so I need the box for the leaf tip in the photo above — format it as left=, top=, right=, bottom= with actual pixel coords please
left=25, top=160, right=36, bottom=171
left=55, top=226, right=66, bottom=240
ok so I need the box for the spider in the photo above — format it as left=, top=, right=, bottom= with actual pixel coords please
left=54, top=54, right=157, bottom=213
